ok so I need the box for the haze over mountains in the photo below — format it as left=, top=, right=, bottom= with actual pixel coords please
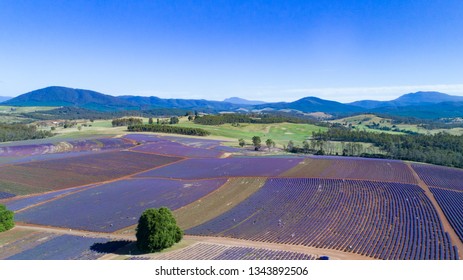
left=2, top=86, right=463, bottom=119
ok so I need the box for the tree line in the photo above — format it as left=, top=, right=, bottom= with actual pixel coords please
left=312, top=127, right=463, bottom=168
left=127, top=124, right=210, bottom=136
left=22, top=107, right=190, bottom=121
left=194, top=113, right=324, bottom=126
left=0, top=123, right=54, bottom=142
left=111, top=117, right=143, bottom=127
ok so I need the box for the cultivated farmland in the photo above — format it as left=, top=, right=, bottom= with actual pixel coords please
left=15, top=178, right=227, bottom=232
left=187, top=178, right=458, bottom=260
left=1, top=132, right=462, bottom=260
left=135, top=157, right=304, bottom=179
left=283, top=157, right=417, bottom=184
left=0, top=151, right=182, bottom=194
left=147, top=242, right=317, bottom=260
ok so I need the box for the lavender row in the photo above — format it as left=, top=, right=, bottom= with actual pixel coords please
left=131, top=142, right=223, bottom=158
left=6, top=235, right=110, bottom=260
left=5, top=185, right=96, bottom=211
left=0, top=232, right=59, bottom=259
left=0, top=138, right=134, bottom=157
left=0, top=191, right=16, bottom=200
left=160, top=136, right=223, bottom=149
left=136, top=157, right=304, bottom=179
left=188, top=178, right=457, bottom=260
left=16, top=178, right=226, bottom=232
left=149, top=243, right=316, bottom=260
left=302, top=157, right=417, bottom=184
left=412, top=164, right=463, bottom=191
left=122, top=134, right=166, bottom=143
left=429, top=187, right=463, bottom=242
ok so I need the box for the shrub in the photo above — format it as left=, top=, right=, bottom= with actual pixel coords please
left=0, top=204, right=14, bottom=232
left=136, top=207, right=183, bottom=253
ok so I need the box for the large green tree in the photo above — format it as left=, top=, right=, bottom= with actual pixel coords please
left=0, top=205, right=14, bottom=232
left=252, top=136, right=262, bottom=151
left=136, top=207, right=183, bottom=253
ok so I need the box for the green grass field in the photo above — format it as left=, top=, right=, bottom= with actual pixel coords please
left=175, top=117, right=328, bottom=146
left=331, top=114, right=463, bottom=136
left=0, top=106, right=58, bottom=114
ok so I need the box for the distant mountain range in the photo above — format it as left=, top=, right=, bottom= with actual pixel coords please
left=350, top=91, right=463, bottom=109
left=2, top=86, right=463, bottom=119
left=223, top=97, right=266, bottom=105
left=0, top=96, right=12, bottom=103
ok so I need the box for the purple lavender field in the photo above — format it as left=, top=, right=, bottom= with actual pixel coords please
left=412, top=163, right=463, bottom=191
left=160, top=135, right=223, bottom=148
left=0, top=191, right=16, bottom=200
left=187, top=178, right=458, bottom=260
left=131, top=141, right=224, bottom=158
left=135, top=157, right=304, bottom=179
left=0, top=137, right=134, bottom=157
left=4, top=184, right=96, bottom=211
left=148, top=242, right=317, bottom=260
left=430, top=187, right=463, bottom=243
left=5, top=235, right=112, bottom=260
left=16, top=178, right=227, bottom=232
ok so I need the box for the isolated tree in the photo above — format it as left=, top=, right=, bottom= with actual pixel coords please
left=238, top=138, right=245, bottom=148
left=265, top=139, right=274, bottom=151
left=170, top=117, right=179, bottom=124
left=188, top=115, right=194, bottom=121
left=136, top=207, right=183, bottom=253
left=252, top=136, right=262, bottom=151
left=0, top=205, right=14, bottom=232
left=148, top=117, right=154, bottom=124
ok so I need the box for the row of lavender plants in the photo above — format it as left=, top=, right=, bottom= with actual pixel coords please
left=187, top=178, right=458, bottom=260
left=307, top=157, right=417, bottom=184
left=429, top=187, right=463, bottom=243
left=16, top=178, right=226, bottom=232
left=5, top=235, right=110, bottom=260
left=412, top=163, right=463, bottom=191
left=4, top=184, right=97, bottom=211
left=136, top=157, right=303, bottom=179
left=131, top=141, right=223, bottom=158
left=0, top=138, right=134, bottom=157
left=148, top=243, right=316, bottom=260
left=0, top=191, right=16, bottom=200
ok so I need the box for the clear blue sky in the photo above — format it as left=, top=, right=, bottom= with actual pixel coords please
left=1, top=0, right=462, bottom=102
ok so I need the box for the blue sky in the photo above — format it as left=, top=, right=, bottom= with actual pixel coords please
left=1, top=0, right=462, bottom=102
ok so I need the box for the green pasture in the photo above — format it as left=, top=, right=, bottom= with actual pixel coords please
left=0, top=106, right=58, bottom=114
left=175, top=117, right=328, bottom=146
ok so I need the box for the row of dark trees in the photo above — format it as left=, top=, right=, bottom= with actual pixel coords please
left=194, top=113, right=323, bottom=126
left=0, top=123, right=54, bottom=142
left=111, top=117, right=143, bottom=127
left=22, top=107, right=190, bottom=121
left=312, top=127, right=463, bottom=168
left=128, top=124, right=210, bottom=136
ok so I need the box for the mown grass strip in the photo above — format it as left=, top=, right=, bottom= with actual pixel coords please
left=174, top=177, right=266, bottom=230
